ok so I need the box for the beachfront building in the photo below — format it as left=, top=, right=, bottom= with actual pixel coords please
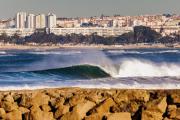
left=15, top=12, right=27, bottom=29
left=0, top=28, right=35, bottom=37
left=151, top=26, right=180, bottom=36
left=26, top=14, right=35, bottom=29
left=15, top=12, right=58, bottom=29
left=56, top=18, right=80, bottom=28
left=49, top=27, right=133, bottom=37
left=35, top=14, right=46, bottom=29
left=47, top=13, right=57, bottom=28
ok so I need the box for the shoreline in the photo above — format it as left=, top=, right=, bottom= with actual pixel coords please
left=0, top=43, right=180, bottom=50
left=0, top=88, right=179, bottom=120
left=0, top=87, right=180, bottom=92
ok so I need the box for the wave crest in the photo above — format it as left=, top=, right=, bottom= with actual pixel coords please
left=115, top=59, right=180, bottom=77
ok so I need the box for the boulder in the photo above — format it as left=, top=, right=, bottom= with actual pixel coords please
left=176, top=108, right=180, bottom=119
left=30, top=111, right=54, bottom=120
left=129, top=90, right=150, bottom=102
left=141, top=97, right=167, bottom=120
left=41, top=104, right=51, bottom=112
left=167, top=105, right=177, bottom=118
left=5, top=110, right=22, bottom=120
left=31, top=93, right=50, bottom=107
left=85, top=91, right=106, bottom=104
left=163, top=117, right=173, bottom=120
left=141, top=110, right=163, bottom=120
left=53, top=97, right=65, bottom=108
left=19, top=94, right=33, bottom=108
left=171, top=93, right=180, bottom=104
left=19, top=107, right=30, bottom=114
left=113, top=90, right=149, bottom=104
left=28, top=105, right=54, bottom=120
left=69, top=95, right=85, bottom=106
left=12, top=93, right=22, bottom=101
left=129, top=101, right=140, bottom=113
left=95, top=98, right=115, bottom=114
left=41, top=112, right=54, bottom=120
left=60, top=112, right=79, bottom=120
left=3, top=95, right=14, bottom=103
left=0, top=108, right=6, bottom=118
left=85, top=113, right=103, bottom=120
left=46, top=90, right=60, bottom=98
left=107, top=112, right=131, bottom=120
left=55, top=105, right=69, bottom=118
left=73, top=100, right=96, bottom=118
left=113, top=93, right=129, bottom=104
left=1, top=101, right=18, bottom=112
left=61, top=100, right=96, bottom=120
left=146, top=97, right=167, bottom=113
left=20, top=93, right=50, bottom=108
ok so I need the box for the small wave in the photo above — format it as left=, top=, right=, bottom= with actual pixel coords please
left=28, top=51, right=82, bottom=55
left=0, top=54, right=16, bottom=57
left=0, top=51, right=7, bottom=54
left=156, top=50, right=180, bottom=54
left=0, top=77, right=180, bottom=90
left=107, top=50, right=141, bottom=54
left=107, top=49, right=180, bottom=55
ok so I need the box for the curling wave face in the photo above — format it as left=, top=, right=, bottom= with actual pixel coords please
left=2, top=64, right=110, bottom=79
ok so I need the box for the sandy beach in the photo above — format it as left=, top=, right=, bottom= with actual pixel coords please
left=0, top=88, right=179, bottom=120
left=0, top=43, right=180, bottom=50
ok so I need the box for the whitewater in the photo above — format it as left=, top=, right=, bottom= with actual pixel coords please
left=0, top=48, right=180, bottom=90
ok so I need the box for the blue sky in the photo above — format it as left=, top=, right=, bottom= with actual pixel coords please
left=0, top=0, right=179, bottom=19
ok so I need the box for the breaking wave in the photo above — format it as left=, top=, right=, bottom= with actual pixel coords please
left=3, top=65, right=110, bottom=79
left=107, top=49, right=180, bottom=54
left=3, top=59, right=180, bottom=78
left=116, top=59, right=180, bottom=77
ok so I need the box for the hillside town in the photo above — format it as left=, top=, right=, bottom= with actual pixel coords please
left=0, top=12, right=179, bottom=37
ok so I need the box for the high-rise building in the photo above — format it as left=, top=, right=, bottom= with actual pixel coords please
left=35, top=14, right=46, bottom=28
left=47, top=13, right=57, bottom=28
left=15, top=12, right=27, bottom=29
left=15, top=12, right=57, bottom=29
left=26, top=14, right=35, bottom=29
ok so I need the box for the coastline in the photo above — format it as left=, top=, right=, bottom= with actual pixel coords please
left=0, top=88, right=179, bottom=120
left=0, top=43, right=180, bottom=50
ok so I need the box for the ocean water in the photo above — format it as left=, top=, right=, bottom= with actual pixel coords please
left=0, top=48, right=180, bottom=90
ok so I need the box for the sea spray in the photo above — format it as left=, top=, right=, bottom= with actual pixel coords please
left=0, top=49, right=180, bottom=90
left=3, top=50, right=118, bottom=76
left=116, top=58, right=180, bottom=77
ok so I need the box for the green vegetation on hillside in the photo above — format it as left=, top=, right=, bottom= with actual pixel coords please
left=0, top=26, right=179, bottom=45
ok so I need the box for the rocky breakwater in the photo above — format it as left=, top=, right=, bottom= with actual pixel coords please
left=0, top=88, right=179, bottom=120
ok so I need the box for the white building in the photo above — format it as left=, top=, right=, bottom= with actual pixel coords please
left=49, top=27, right=133, bottom=37
left=47, top=13, right=57, bottom=28
left=0, top=28, right=35, bottom=37
left=15, top=12, right=27, bottom=29
left=26, top=14, right=35, bottom=29
left=35, top=14, right=46, bottom=28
